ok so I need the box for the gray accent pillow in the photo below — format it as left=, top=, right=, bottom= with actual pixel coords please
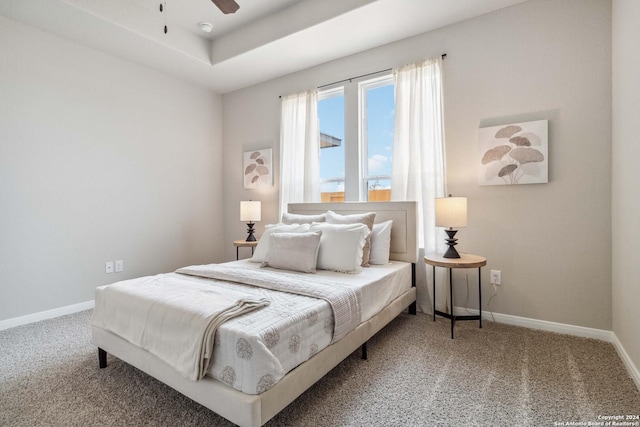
left=325, top=210, right=376, bottom=266
left=261, top=231, right=322, bottom=273
left=251, top=223, right=310, bottom=263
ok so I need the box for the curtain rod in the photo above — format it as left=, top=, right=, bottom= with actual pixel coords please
left=317, top=68, right=392, bottom=89
left=319, top=53, right=447, bottom=89
left=279, top=53, right=446, bottom=98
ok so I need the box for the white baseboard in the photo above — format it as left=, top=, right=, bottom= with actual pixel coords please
left=453, top=306, right=615, bottom=341
left=0, top=300, right=95, bottom=331
left=452, top=306, right=639, bottom=390
left=611, top=333, right=640, bottom=392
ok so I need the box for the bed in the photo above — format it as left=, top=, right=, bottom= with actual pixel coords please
left=91, top=201, right=418, bottom=427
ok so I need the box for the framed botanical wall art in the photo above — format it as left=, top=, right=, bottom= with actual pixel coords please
left=478, top=120, right=548, bottom=186
left=243, top=148, right=273, bottom=189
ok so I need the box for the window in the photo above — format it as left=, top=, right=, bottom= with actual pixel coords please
left=317, top=74, right=395, bottom=202
left=360, top=76, right=394, bottom=201
left=318, top=87, right=345, bottom=202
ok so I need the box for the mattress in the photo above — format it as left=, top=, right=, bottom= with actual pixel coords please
left=183, top=260, right=412, bottom=394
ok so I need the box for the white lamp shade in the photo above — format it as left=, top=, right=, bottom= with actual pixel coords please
left=240, top=201, right=261, bottom=222
left=435, top=196, right=467, bottom=228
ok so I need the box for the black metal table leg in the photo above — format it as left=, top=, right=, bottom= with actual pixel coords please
left=449, top=268, right=454, bottom=339
left=432, top=265, right=436, bottom=321
left=478, top=267, right=482, bottom=329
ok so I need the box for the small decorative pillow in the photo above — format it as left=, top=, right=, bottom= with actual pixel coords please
left=281, top=212, right=327, bottom=225
left=325, top=211, right=376, bottom=266
left=251, top=223, right=310, bottom=263
left=309, top=222, right=370, bottom=273
left=261, top=231, right=322, bottom=273
left=369, top=220, right=393, bottom=265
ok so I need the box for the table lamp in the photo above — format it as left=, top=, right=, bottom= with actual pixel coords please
left=240, top=200, right=261, bottom=242
left=435, top=195, right=467, bottom=258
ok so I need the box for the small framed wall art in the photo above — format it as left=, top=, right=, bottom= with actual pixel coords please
left=478, top=119, right=548, bottom=186
left=243, top=148, right=273, bottom=189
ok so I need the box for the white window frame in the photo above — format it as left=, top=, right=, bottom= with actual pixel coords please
left=358, top=74, right=394, bottom=201
left=318, top=86, right=346, bottom=195
left=318, top=72, right=394, bottom=202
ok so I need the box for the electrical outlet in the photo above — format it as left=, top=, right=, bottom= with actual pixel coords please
left=115, top=260, right=124, bottom=273
left=105, top=261, right=114, bottom=274
left=490, top=270, right=501, bottom=285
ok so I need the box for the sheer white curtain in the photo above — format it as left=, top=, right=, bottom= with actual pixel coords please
left=279, top=90, right=320, bottom=217
left=391, top=57, right=447, bottom=252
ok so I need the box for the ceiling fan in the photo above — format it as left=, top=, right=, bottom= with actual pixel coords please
left=211, top=0, right=240, bottom=14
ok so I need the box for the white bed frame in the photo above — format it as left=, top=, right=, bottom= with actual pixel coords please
left=92, top=201, right=418, bottom=427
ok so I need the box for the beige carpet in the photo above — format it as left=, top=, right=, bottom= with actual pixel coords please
left=1, top=310, right=638, bottom=426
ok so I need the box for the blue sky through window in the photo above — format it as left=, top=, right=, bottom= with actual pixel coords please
left=318, top=83, right=394, bottom=193
left=318, top=94, right=345, bottom=192
left=366, top=84, right=395, bottom=181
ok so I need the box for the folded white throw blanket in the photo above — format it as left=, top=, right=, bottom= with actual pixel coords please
left=91, top=274, right=269, bottom=381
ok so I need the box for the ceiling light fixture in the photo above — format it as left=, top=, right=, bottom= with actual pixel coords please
left=198, top=22, right=213, bottom=33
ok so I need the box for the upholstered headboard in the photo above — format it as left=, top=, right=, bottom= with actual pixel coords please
left=287, top=201, right=418, bottom=264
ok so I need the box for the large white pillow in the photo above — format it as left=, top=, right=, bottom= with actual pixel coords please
left=251, top=223, right=310, bottom=263
left=281, top=212, right=326, bottom=224
left=261, top=231, right=322, bottom=273
left=369, top=220, right=393, bottom=265
left=325, top=210, right=376, bottom=266
left=309, top=222, right=370, bottom=273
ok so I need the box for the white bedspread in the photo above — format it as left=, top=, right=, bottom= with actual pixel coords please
left=91, top=274, right=269, bottom=381
left=176, top=264, right=361, bottom=344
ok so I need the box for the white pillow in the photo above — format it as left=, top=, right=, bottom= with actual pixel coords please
left=325, top=210, right=376, bottom=266
left=369, top=220, right=393, bottom=265
left=309, top=222, right=370, bottom=273
left=281, top=212, right=326, bottom=225
left=261, top=231, right=322, bottom=273
left=251, top=223, right=310, bottom=263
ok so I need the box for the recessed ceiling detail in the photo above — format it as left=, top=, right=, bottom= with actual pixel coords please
left=0, top=0, right=527, bottom=93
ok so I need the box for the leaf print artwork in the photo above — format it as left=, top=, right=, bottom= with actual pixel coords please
left=495, top=125, right=522, bottom=138
left=498, top=164, right=518, bottom=178
left=243, top=148, right=273, bottom=188
left=481, top=145, right=512, bottom=164
left=478, top=120, right=548, bottom=185
left=509, top=136, right=531, bottom=147
left=509, top=147, right=544, bottom=164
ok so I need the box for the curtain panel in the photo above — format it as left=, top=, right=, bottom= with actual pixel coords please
left=391, top=57, right=447, bottom=252
left=279, top=90, right=320, bottom=217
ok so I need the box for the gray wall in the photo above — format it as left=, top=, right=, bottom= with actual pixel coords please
left=612, top=0, right=640, bottom=381
left=0, top=16, right=224, bottom=321
left=222, top=0, right=613, bottom=330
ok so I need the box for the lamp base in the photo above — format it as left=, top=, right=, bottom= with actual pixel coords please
left=443, top=229, right=461, bottom=258
left=245, top=222, right=256, bottom=242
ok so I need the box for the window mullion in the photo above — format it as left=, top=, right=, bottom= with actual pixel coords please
left=343, top=82, right=360, bottom=201
left=359, top=82, right=369, bottom=200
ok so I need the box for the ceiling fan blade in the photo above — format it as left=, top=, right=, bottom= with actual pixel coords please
left=212, top=0, right=240, bottom=14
